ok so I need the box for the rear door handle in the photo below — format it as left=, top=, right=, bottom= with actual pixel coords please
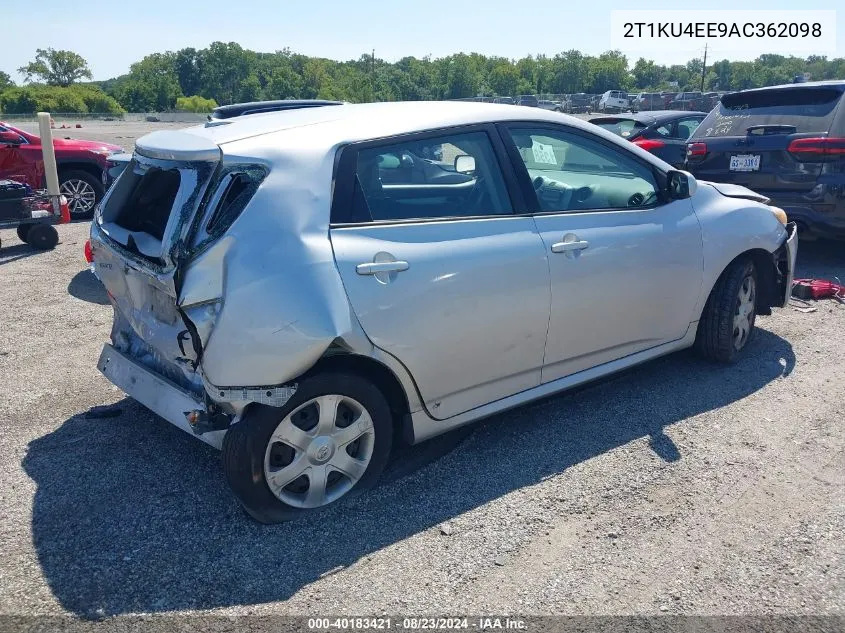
left=356, top=261, right=409, bottom=275
left=551, top=240, right=590, bottom=253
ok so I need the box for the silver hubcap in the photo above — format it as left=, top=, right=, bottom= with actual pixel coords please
left=60, top=179, right=97, bottom=215
left=733, top=275, right=756, bottom=350
left=263, top=394, right=375, bottom=509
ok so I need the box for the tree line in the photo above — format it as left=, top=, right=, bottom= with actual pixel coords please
left=1, top=44, right=844, bottom=114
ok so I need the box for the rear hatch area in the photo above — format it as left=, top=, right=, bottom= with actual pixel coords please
left=92, top=131, right=221, bottom=391
left=686, top=85, right=845, bottom=201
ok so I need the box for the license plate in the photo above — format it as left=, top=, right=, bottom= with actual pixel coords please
left=730, top=154, right=761, bottom=172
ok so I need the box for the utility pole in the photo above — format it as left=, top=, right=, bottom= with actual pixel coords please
left=371, top=49, right=376, bottom=99
left=700, top=43, right=708, bottom=92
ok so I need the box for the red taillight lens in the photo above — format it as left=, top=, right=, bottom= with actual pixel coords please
left=633, top=138, right=665, bottom=151
left=84, top=239, right=93, bottom=263
left=687, top=142, right=707, bottom=157
left=787, top=137, right=845, bottom=160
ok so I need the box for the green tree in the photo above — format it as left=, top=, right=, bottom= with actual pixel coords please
left=588, top=51, right=629, bottom=93
left=113, top=53, right=182, bottom=111
left=18, top=48, right=92, bottom=87
left=266, top=64, right=302, bottom=99
left=549, top=50, right=591, bottom=94
left=488, top=61, right=519, bottom=96
left=631, top=58, right=664, bottom=89
left=0, top=71, right=13, bottom=91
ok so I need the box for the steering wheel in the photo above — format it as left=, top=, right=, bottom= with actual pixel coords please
left=628, top=192, right=645, bottom=207
left=533, top=176, right=574, bottom=211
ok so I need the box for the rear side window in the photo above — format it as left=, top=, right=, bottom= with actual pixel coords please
left=693, top=86, right=844, bottom=138
left=205, top=167, right=265, bottom=236
left=345, top=131, right=513, bottom=223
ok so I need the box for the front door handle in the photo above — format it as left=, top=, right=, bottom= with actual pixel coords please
left=551, top=240, right=590, bottom=253
left=356, top=261, right=409, bottom=275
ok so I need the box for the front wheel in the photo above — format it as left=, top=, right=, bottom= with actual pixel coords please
left=59, top=170, right=103, bottom=218
left=222, top=372, right=394, bottom=523
left=695, top=258, right=757, bottom=363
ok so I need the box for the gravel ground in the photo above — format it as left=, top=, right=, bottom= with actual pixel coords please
left=0, top=121, right=843, bottom=620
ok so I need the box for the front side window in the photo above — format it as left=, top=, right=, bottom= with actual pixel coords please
left=506, top=126, right=660, bottom=213
left=674, top=117, right=703, bottom=140
left=349, top=131, right=512, bottom=222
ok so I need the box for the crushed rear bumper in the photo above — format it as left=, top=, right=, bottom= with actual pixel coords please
left=97, top=344, right=226, bottom=450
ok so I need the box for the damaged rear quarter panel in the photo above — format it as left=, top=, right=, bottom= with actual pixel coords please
left=193, top=133, right=366, bottom=388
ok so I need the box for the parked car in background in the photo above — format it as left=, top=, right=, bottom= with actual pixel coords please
left=538, top=99, right=564, bottom=112
left=702, top=92, right=721, bottom=110
left=516, top=95, right=539, bottom=107
left=0, top=121, right=123, bottom=217
left=493, top=96, right=515, bottom=105
left=686, top=80, right=845, bottom=239
left=631, top=93, right=664, bottom=112
left=91, top=101, right=795, bottom=522
left=598, top=90, right=629, bottom=113
left=563, top=93, right=592, bottom=114
left=589, top=110, right=706, bottom=167
left=668, top=92, right=706, bottom=111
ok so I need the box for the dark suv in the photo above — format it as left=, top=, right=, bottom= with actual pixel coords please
left=685, top=81, right=845, bottom=238
left=668, top=92, right=705, bottom=111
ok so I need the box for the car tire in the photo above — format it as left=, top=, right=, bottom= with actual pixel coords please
left=26, top=224, right=59, bottom=250
left=695, top=258, right=757, bottom=363
left=59, top=169, right=104, bottom=218
left=16, top=224, right=31, bottom=243
left=222, top=372, right=394, bottom=523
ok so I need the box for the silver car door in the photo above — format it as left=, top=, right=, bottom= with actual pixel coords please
left=501, top=124, right=704, bottom=383
left=330, top=128, right=550, bottom=420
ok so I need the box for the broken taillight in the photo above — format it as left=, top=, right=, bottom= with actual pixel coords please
left=787, top=137, right=845, bottom=161
left=633, top=138, right=665, bottom=151
left=84, top=239, right=93, bottom=264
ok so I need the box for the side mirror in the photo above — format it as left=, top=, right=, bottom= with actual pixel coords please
left=666, top=169, right=697, bottom=199
left=0, top=131, right=23, bottom=146
left=454, top=154, right=476, bottom=174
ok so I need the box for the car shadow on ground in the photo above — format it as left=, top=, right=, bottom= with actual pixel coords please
left=67, top=270, right=109, bottom=305
left=23, top=329, right=794, bottom=618
left=0, top=242, right=43, bottom=266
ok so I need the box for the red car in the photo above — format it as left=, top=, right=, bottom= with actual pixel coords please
left=0, top=121, right=122, bottom=217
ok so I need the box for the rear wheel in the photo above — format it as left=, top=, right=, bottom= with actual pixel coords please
left=26, top=224, right=59, bottom=250
left=222, top=372, right=394, bottom=523
left=16, top=224, right=31, bottom=243
left=696, top=258, right=757, bottom=363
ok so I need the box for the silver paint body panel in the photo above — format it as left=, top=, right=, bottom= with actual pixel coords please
left=91, top=102, right=795, bottom=446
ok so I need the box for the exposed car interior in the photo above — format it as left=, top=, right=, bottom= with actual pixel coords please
left=509, top=130, right=659, bottom=211
left=351, top=133, right=512, bottom=222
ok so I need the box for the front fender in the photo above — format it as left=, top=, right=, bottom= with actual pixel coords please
left=691, top=183, right=793, bottom=318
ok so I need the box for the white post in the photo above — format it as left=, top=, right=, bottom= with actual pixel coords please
left=37, top=112, right=62, bottom=216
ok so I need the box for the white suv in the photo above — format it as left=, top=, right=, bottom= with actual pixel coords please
left=598, top=90, right=629, bottom=113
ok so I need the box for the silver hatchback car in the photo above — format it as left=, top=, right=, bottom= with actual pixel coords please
left=90, top=102, right=797, bottom=522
